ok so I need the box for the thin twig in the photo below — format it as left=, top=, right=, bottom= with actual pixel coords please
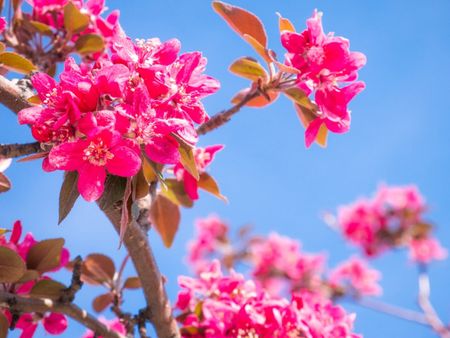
left=60, top=255, right=83, bottom=303
left=196, top=90, right=260, bottom=135
left=0, top=291, right=126, bottom=338
left=0, top=142, right=42, bottom=159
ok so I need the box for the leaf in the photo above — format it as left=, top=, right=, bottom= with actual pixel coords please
left=283, top=87, right=316, bottom=110
left=133, top=168, right=149, bottom=200
left=0, top=246, right=26, bottom=283
left=142, top=157, right=158, bottom=183
left=229, top=57, right=267, bottom=81
left=231, top=88, right=278, bottom=108
left=197, top=173, right=227, bottom=202
left=30, top=280, right=66, bottom=300
left=27, top=95, right=42, bottom=104
left=173, top=134, right=199, bottom=180
left=0, top=312, right=8, bottom=338
left=75, top=34, right=105, bottom=55
left=92, top=292, right=114, bottom=313
left=0, top=173, right=11, bottom=193
left=315, top=124, right=328, bottom=147
left=212, top=1, right=267, bottom=47
left=58, top=171, right=80, bottom=224
left=161, top=179, right=194, bottom=208
left=0, top=52, right=36, bottom=74
left=277, top=13, right=295, bottom=33
left=17, top=152, right=48, bottom=163
left=30, top=20, right=53, bottom=35
left=294, top=103, right=318, bottom=129
left=0, top=229, right=10, bottom=236
left=0, top=43, right=5, bottom=53
left=16, top=269, right=39, bottom=283
left=26, top=238, right=65, bottom=273
left=64, top=1, right=90, bottom=33
left=83, top=254, right=116, bottom=284
left=242, top=34, right=271, bottom=64
left=149, top=194, right=180, bottom=248
left=123, top=276, right=141, bottom=290
left=275, top=61, right=299, bottom=74
left=97, top=175, right=127, bottom=211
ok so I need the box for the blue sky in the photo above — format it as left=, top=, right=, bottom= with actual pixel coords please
left=1, top=1, right=450, bottom=337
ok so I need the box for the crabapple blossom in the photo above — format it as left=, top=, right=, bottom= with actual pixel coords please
left=281, top=10, right=366, bottom=147
left=408, top=238, right=447, bottom=264
left=82, top=317, right=126, bottom=338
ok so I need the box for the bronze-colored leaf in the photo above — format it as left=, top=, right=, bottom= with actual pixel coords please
left=97, top=175, right=127, bottom=211
left=197, top=173, right=227, bottom=202
left=294, top=103, right=318, bottom=129
left=315, top=124, right=328, bottom=148
left=161, top=179, right=194, bottom=208
left=0, top=173, right=11, bottom=193
left=172, top=134, right=199, bottom=180
left=229, top=57, right=267, bottom=81
left=149, top=194, right=180, bottom=248
left=59, top=171, right=80, bottom=224
left=283, top=87, right=316, bottom=111
left=63, top=1, right=90, bottom=33
left=30, top=20, right=53, bottom=35
left=30, top=280, right=66, bottom=300
left=242, top=34, right=271, bottom=64
left=26, top=238, right=65, bottom=273
left=83, top=254, right=116, bottom=284
left=123, top=276, right=141, bottom=290
left=0, top=229, right=10, bottom=236
left=75, top=34, right=105, bottom=55
left=16, top=269, right=39, bottom=283
left=133, top=168, right=149, bottom=200
left=92, top=292, right=114, bottom=313
left=212, top=1, right=267, bottom=47
left=0, top=246, right=26, bottom=283
left=277, top=13, right=295, bottom=33
left=231, top=88, right=278, bottom=108
left=27, top=95, right=42, bottom=104
left=0, top=52, right=36, bottom=74
left=0, top=312, right=8, bottom=338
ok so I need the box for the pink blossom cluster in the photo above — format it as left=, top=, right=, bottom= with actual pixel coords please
left=337, top=185, right=447, bottom=261
left=187, top=215, right=230, bottom=274
left=174, top=145, right=223, bottom=201
left=0, top=221, right=69, bottom=337
left=175, top=260, right=360, bottom=338
left=26, top=0, right=120, bottom=45
left=19, top=35, right=220, bottom=201
left=281, top=10, right=366, bottom=147
left=82, top=317, right=126, bottom=338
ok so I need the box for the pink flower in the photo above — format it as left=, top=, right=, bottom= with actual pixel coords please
left=409, top=238, right=447, bottom=264
left=174, top=145, right=223, bottom=200
left=0, top=17, right=6, bottom=34
left=329, top=256, right=382, bottom=296
left=49, top=129, right=141, bottom=201
left=82, top=317, right=126, bottom=338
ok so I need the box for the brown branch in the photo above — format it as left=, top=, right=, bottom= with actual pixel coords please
left=418, top=270, right=450, bottom=338
left=0, top=75, right=32, bottom=114
left=0, top=291, right=126, bottom=338
left=196, top=90, right=260, bottom=135
left=99, top=195, right=180, bottom=338
left=0, top=141, right=42, bottom=158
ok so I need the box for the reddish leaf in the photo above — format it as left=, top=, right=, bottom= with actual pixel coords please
left=30, top=280, right=66, bottom=300
left=149, top=194, right=180, bottom=248
left=26, top=238, right=65, bottom=273
left=0, top=246, right=26, bottom=283
left=0, top=173, right=11, bottom=193
left=83, top=254, right=116, bottom=285
left=92, top=292, right=114, bottom=313
left=197, top=173, right=227, bottom=202
left=172, top=134, right=199, bottom=180
left=123, top=276, right=141, bottom=290
left=16, top=269, right=39, bottom=283
left=58, top=171, right=80, bottom=224
left=0, top=312, right=8, bottom=338
left=277, top=13, right=295, bottom=33
left=212, top=1, right=267, bottom=47
left=283, top=87, right=316, bottom=111
left=294, top=103, right=318, bottom=129
left=242, top=34, right=271, bottom=64
left=231, top=88, right=278, bottom=108
left=17, top=152, right=49, bottom=163
left=75, top=34, right=105, bottom=55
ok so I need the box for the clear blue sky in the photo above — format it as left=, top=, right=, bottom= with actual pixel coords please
left=1, top=1, right=450, bottom=337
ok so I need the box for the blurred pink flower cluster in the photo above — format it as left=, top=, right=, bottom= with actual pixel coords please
left=19, top=34, right=220, bottom=201
left=0, top=221, right=69, bottom=337
left=176, top=260, right=360, bottom=338
left=337, top=185, right=447, bottom=262
left=281, top=10, right=366, bottom=147
left=82, top=317, right=126, bottom=338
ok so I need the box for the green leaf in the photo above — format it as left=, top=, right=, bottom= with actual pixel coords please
left=97, top=175, right=127, bottom=211
left=0, top=312, right=9, bottom=338
left=58, top=171, right=80, bottom=224
left=30, top=280, right=66, bottom=300
left=229, top=57, right=267, bottom=81
left=161, top=179, right=194, bottom=208
left=0, top=52, right=36, bottom=74
left=283, top=87, right=316, bottom=111
left=26, top=238, right=65, bottom=273
left=212, top=1, right=267, bottom=47
left=149, top=194, right=180, bottom=248
left=92, top=292, right=114, bottom=313
left=63, top=1, right=90, bottom=34
left=16, top=269, right=39, bottom=283
left=75, top=34, right=105, bottom=55
left=30, top=20, right=53, bottom=35
left=197, top=173, right=227, bottom=202
left=123, top=276, right=141, bottom=290
left=0, top=246, right=26, bottom=283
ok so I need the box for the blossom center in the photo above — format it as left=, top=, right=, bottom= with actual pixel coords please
left=83, top=140, right=114, bottom=166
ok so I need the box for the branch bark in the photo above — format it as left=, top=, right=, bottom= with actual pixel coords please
left=0, top=76, right=32, bottom=114
left=0, top=142, right=42, bottom=158
left=0, top=291, right=126, bottom=338
left=100, top=195, right=180, bottom=338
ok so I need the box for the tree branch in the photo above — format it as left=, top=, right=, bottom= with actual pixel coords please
left=100, top=195, right=180, bottom=338
left=0, top=142, right=42, bottom=158
left=0, top=75, right=32, bottom=114
left=0, top=291, right=126, bottom=338
left=196, top=90, right=260, bottom=135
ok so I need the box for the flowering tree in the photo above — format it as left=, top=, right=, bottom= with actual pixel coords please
left=0, top=1, right=447, bottom=337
